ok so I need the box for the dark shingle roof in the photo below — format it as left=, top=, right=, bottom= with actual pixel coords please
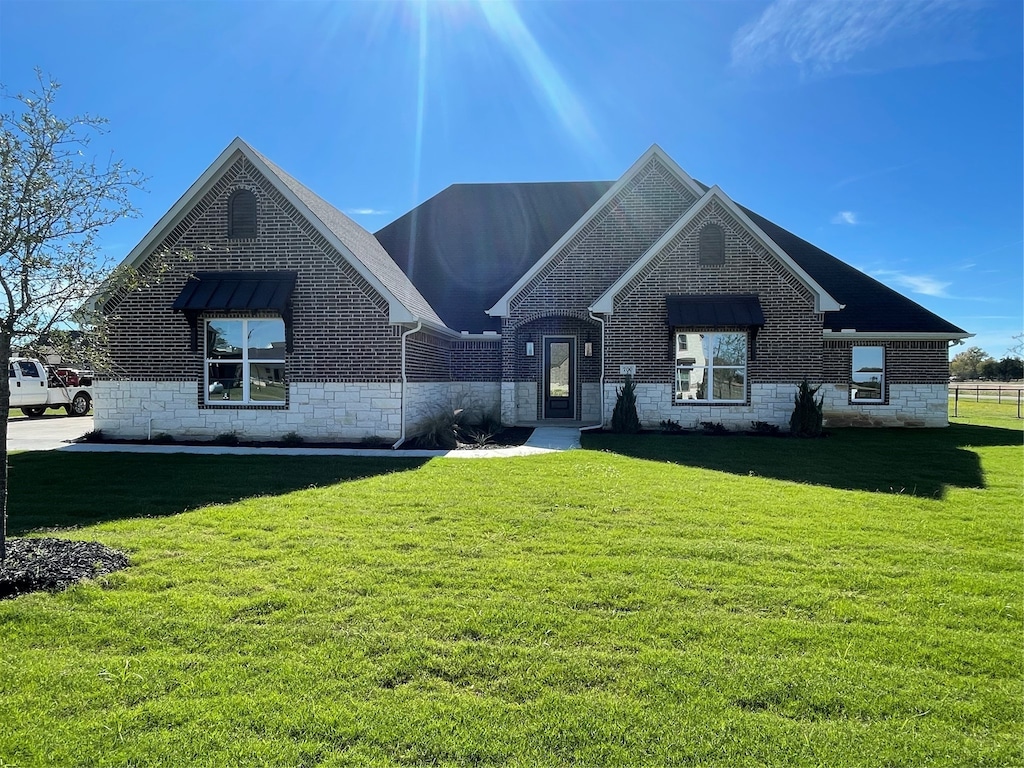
left=739, top=206, right=967, bottom=335
left=375, top=182, right=613, bottom=332
left=251, top=147, right=446, bottom=329
left=376, top=178, right=965, bottom=337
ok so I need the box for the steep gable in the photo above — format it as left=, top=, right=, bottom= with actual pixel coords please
left=593, top=186, right=841, bottom=315
left=488, top=145, right=704, bottom=320
left=105, top=138, right=446, bottom=331
left=375, top=181, right=611, bottom=332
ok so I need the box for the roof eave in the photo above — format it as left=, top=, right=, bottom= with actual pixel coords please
left=823, top=330, right=974, bottom=341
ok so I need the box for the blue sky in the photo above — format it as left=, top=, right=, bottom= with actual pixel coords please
left=2, top=0, right=1021, bottom=358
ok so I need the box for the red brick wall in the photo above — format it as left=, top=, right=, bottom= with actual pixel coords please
left=451, top=339, right=501, bottom=381
left=105, top=154, right=402, bottom=383
left=823, top=340, right=949, bottom=387
left=503, top=157, right=696, bottom=381
left=605, top=201, right=823, bottom=389
left=405, top=332, right=501, bottom=382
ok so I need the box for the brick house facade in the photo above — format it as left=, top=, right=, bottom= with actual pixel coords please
left=96, top=140, right=969, bottom=442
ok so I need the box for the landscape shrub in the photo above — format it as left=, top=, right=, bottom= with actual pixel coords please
left=700, top=421, right=728, bottom=435
left=213, top=431, right=240, bottom=446
left=281, top=431, right=304, bottom=447
left=790, top=379, right=824, bottom=438
left=611, top=375, right=641, bottom=433
left=413, top=407, right=464, bottom=449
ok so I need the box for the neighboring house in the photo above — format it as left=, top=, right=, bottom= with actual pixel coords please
left=96, top=139, right=970, bottom=442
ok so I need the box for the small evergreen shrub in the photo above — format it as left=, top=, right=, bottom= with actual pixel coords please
left=281, top=431, right=304, bottom=447
left=213, top=431, right=240, bottom=446
left=659, top=418, right=683, bottom=433
left=790, top=379, right=824, bottom=438
left=700, top=421, right=728, bottom=435
left=611, top=375, right=641, bottom=434
left=750, top=421, right=780, bottom=435
left=79, top=429, right=104, bottom=443
left=151, top=432, right=177, bottom=444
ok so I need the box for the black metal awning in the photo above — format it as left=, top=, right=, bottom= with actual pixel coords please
left=666, top=294, right=766, bottom=360
left=172, top=271, right=297, bottom=351
left=666, top=294, right=765, bottom=327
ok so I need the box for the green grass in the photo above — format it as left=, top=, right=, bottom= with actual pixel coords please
left=0, top=407, right=1021, bottom=767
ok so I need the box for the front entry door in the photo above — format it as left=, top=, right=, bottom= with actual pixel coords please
left=544, top=337, right=575, bottom=419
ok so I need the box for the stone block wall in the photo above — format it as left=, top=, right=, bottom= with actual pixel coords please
left=822, top=383, right=948, bottom=427
left=605, top=382, right=799, bottom=430
left=405, top=382, right=501, bottom=436
left=95, top=380, right=404, bottom=440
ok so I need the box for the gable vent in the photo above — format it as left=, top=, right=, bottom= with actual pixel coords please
left=699, top=223, right=725, bottom=265
left=228, top=189, right=257, bottom=239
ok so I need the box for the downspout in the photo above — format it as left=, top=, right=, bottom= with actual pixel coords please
left=392, top=321, right=423, bottom=449
left=582, top=311, right=606, bottom=430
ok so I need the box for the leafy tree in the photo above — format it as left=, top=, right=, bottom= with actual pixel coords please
left=977, top=358, right=1000, bottom=381
left=0, top=72, right=144, bottom=560
left=997, top=356, right=1024, bottom=381
left=611, top=374, right=641, bottom=433
left=1009, top=333, right=1024, bottom=359
left=949, top=346, right=992, bottom=380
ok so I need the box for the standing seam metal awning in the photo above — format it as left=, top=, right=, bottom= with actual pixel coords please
left=666, top=294, right=765, bottom=327
left=666, top=294, right=766, bottom=360
left=172, top=271, right=298, bottom=352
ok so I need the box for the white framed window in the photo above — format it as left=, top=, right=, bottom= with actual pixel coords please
left=205, top=318, right=286, bottom=405
left=851, top=346, right=885, bottom=403
left=675, top=331, right=747, bottom=402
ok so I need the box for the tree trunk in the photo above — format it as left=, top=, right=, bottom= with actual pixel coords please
left=0, top=331, right=11, bottom=562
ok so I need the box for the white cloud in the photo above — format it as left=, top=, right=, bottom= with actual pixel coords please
left=731, top=0, right=980, bottom=77
left=831, top=211, right=858, bottom=225
left=871, top=269, right=952, bottom=298
left=345, top=208, right=389, bottom=216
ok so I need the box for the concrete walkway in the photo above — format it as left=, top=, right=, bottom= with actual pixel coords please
left=56, top=426, right=583, bottom=459
left=7, top=414, right=95, bottom=452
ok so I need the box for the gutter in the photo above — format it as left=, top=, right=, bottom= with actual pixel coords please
left=392, top=321, right=423, bottom=449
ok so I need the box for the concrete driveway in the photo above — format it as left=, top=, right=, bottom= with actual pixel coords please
left=6, top=414, right=94, bottom=452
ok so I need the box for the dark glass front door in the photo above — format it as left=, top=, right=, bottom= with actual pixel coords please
left=544, top=337, right=574, bottom=419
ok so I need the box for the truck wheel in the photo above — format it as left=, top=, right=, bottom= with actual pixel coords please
left=21, top=406, right=46, bottom=418
left=70, top=392, right=91, bottom=416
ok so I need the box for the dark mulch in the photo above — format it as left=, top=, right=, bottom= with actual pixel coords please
left=406, top=426, right=535, bottom=451
left=0, top=538, right=129, bottom=599
left=79, top=427, right=536, bottom=451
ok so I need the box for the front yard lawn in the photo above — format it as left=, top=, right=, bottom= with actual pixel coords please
left=1, top=407, right=1020, bottom=766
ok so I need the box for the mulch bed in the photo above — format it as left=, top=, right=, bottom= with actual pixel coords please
left=0, top=538, right=129, bottom=599
left=79, top=427, right=536, bottom=451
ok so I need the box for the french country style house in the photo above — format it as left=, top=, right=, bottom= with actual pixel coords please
left=96, top=139, right=969, bottom=442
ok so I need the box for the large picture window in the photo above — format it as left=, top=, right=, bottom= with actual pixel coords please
left=851, top=346, right=885, bottom=403
left=205, top=318, right=286, bottom=405
left=675, top=331, right=747, bottom=402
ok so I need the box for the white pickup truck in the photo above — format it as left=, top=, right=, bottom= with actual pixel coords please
left=7, top=357, right=93, bottom=417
